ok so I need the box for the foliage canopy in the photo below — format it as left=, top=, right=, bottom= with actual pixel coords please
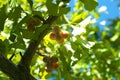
left=0, top=0, right=120, bottom=80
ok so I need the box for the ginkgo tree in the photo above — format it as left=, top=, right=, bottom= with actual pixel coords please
left=0, top=0, right=120, bottom=80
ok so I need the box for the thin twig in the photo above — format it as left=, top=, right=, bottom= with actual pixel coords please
left=9, top=49, right=16, bottom=61
left=19, top=52, right=23, bottom=58
left=9, top=54, right=15, bottom=61
left=36, top=52, right=45, bottom=56
left=33, top=15, right=46, bottom=23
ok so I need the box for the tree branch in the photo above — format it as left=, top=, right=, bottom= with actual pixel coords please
left=18, top=16, right=58, bottom=68
left=0, top=52, right=18, bottom=79
left=0, top=52, right=36, bottom=80
left=0, top=15, right=58, bottom=80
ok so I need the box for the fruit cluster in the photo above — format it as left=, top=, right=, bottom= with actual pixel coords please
left=26, top=16, right=41, bottom=32
left=50, top=26, right=69, bottom=43
left=43, top=56, right=59, bottom=72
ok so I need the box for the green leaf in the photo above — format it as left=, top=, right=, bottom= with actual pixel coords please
left=58, top=49, right=72, bottom=79
left=67, top=50, right=72, bottom=64
left=0, top=39, right=9, bottom=56
left=46, top=0, right=58, bottom=16
left=33, top=24, right=48, bottom=40
left=67, top=50, right=72, bottom=58
left=10, top=15, right=29, bottom=38
left=0, top=77, right=9, bottom=80
left=27, top=0, right=33, bottom=8
left=8, top=6, right=22, bottom=21
left=11, top=37, right=26, bottom=49
left=46, top=0, right=70, bottom=16
left=0, top=5, right=7, bottom=31
left=71, top=12, right=89, bottom=23
left=54, top=15, right=69, bottom=24
left=71, top=42, right=78, bottom=51
left=21, top=29, right=33, bottom=39
left=33, top=11, right=42, bottom=17
left=60, top=45, right=67, bottom=54
left=18, top=15, right=30, bottom=25
left=74, top=1, right=83, bottom=10
left=80, top=0, right=98, bottom=11
left=110, top=32, right=119, bottom=42
left=0, top=39, right=6, bottom=54
left=9, top=33, right=16, bottom=42
left=30, top=54, right=38, bottom=66
left=59, top=7, right=70, bottom=15
left=74, top=46, right=82, bottom=59
left=59, top=49, right=68, bottom=69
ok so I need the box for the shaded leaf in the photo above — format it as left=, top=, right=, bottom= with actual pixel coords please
left=9, top=33, right=16, bottom=42
left=0, top=39, right=6, bottom=54
left=46, top=0, right=58, bottom=16
left=11, top=37, right=26, bottom=49
left=0, top=77, right=9, bottom=80
left=80, top=0, right=98, bottom=11
left=58, top=49, right=72, bottom=80
left=59, top=7, right=70, bottom=15
left=33, top=24, right=48, bottom=40
left=21, top=29, right=33, bottom=39
left=54, top=15, right=68, bottom=24
left=0, top=5, right=7, bottom=31
left=71, top=42, right=78, bottom=51
left=74, top=46, right=81, bottom=59
left=8, top=6, right=22, bottom=21
left=27, top=0, right=33, bottom=8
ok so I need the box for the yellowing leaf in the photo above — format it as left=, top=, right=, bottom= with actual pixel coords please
left=74, top=1, right=82, bottom=10
left=35, top=0, right=46, bottom=3
left=110, top=32, right=119, bottom=42
left=0, top=35, right=6, bottom=41
left=21, top=0, right=27, bottom=3
left=71, top=12, right=89, bottom=23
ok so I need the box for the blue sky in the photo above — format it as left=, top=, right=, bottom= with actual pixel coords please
left=69, top=0, right=120, bottom=29
left=97, top=0, right=119, bottom=19
left=96, top=0, right=120, bottom=27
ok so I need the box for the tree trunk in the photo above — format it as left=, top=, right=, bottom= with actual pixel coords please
left=0, top=53, right=36, bottom=80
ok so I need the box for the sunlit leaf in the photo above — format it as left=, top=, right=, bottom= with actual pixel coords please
left=110, top=32, right=119, bottom=42
left=71, top=12, right=89, bottom=23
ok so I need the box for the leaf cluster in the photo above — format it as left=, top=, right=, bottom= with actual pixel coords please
left=1, top=0, right=119, bottom=80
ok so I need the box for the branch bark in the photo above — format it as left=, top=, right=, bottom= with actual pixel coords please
left=17, top=16, right=58, bottom=79
left=0, top=16, right=58, bottom=80
left=0, top=52, right=36, bottom=80
left=19, top=16, right=58, bottom=67
left=0, top=52, right=18, bottom=79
